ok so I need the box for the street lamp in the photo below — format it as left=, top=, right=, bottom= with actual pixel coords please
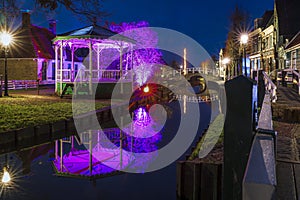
left=222, top=57, right=230, bottom=81
left=240, top=33, right=249, bottom=77
left=1, top=167, right=11, bottom=184
left=0, top=32, right=12, bottom=96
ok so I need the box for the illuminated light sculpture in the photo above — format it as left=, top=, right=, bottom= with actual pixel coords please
left=110, top=21, right=165, bottom=87
left=1, top=167, right=11, bottom=184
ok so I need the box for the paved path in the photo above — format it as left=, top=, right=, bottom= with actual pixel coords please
left=276, top=85, right=300, bottom=105
left=273, top=85, right=300, bottom=198
left=275, top=122, right=300, bottom=199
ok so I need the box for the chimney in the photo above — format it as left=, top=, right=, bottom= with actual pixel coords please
left=22, top=11, right=31, bottom=29
left=49, top=20, right=57, bottom=35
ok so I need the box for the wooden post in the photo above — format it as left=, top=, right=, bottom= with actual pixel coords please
left=224, top=76, right=256, bottom=199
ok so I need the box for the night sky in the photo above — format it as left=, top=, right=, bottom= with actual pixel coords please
left=21, top=0, right=274, bottom=56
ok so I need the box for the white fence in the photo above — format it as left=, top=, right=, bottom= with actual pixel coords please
left=262, top=71, right=277, bottom=103
left=292, top=70, right=300, bottom=95
left=57, top=69, right=133, bottom=83
left=175, top=94, right=219, bottom=103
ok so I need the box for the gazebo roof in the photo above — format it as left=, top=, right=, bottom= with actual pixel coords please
left=53, top=24, right=135, bottom=45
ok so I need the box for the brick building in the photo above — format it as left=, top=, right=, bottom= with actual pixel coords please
left=0, top=12, right=56, bottom=84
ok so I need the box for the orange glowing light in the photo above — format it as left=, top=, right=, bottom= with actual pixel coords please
left=143, top=86, right=150, bottom=93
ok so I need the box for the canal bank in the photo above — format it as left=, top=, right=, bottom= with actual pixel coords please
left=0, top=99, right=212, bottom=200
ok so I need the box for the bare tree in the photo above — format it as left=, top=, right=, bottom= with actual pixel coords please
left=0, top=0, right=109, bottom=25
left=224, top=6, right=250, bottom=76
left=35, top=0, right=109, bottom=23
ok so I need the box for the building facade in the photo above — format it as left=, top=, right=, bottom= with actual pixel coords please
left=248, top=0, right=300, bottom=78
left=249, top=10, right=276, bottom=76
left=285, top=32, right=300, bottom=70
left=0, top=12, right=56, bottom=84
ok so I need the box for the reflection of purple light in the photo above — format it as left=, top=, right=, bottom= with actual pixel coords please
left=53, top=106, right=164, bottom=176
left=134, top=107, right=151, bottom=127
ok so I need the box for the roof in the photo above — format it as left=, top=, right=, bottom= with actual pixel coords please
left=60, top=25, right=116, bottom=37
left=53, top=24, right=135, bottom=44
left=260, top=10, right=274, bottom=29
left=285, top=31, right=300, bottom=49
left=276, top=0, right=300, bottom=40
left=1, top=25, right=55, bottom=59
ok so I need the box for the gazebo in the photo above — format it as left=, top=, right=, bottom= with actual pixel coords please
left=52, top=25, right=135, bottom=96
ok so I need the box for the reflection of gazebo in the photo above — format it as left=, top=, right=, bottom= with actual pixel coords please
left=52, top=25, right=134, bottom=96
left=53, top=130, right=131, bottom=180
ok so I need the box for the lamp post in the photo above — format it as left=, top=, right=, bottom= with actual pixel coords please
left=222, top=57, right=230, bottom=81
left=240, top=33, right=249, bottom=77
left=0, top=32, right=12, bottom=96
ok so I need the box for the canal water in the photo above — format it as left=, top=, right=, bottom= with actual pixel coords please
left=0, top=101, right=212, bottom=200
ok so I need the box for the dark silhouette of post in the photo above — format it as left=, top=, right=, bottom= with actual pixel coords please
left=4, top=47, right=8, bottom=96
left=224, top=75, right=257, bottom=199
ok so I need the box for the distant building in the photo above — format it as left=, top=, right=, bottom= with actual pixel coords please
left=274, top=0, right=300, bottom=70
left=249, top=10, right=275, bottom=75
left=285, top=31, right=300, bottom=70
left=0, top=11, right=56, bottom=84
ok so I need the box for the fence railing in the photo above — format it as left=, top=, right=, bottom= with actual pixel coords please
left=262, top=71, right=277, bottom=102
left=175, top=94, right=218, bottom=103
left=0, top=80, right=38, bottom=90
left=57, top=69, right=133, bottom=83
left=292, top=70, right=300, bottom=95
left=242, top=93, right=277, bottom=199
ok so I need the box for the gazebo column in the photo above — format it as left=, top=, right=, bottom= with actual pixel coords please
left=60, top=40, right=64, bottom=95
left=131, top=44, right=134, bottom=92
left=54, top=45, right=58, bottom=93
left=71, top=45, right=75, bottom=82
left=119, top=45, right=123, bottom=94
left=97, top=45, right=100, bottom=80
left=89, top=40, right=93, bottom=95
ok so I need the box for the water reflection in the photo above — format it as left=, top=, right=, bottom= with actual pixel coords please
left=0, top=101, right=212, bottom=199
left=53, top=107, right=164, bottom=178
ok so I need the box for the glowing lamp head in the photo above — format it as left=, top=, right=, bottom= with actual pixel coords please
left=0, top=32, right=12, bottom=46
left=2, top=167, right=11, bottom=184
left=143, top=85, right=150, bottom=93
left=222, top=57, right=230, bottom=65
left=240, top=33, right=249, bottom=45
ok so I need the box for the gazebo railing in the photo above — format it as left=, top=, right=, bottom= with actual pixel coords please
left=57, top=69, right=72, bottom=82
left=58, top=69, right=133, bottom=83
